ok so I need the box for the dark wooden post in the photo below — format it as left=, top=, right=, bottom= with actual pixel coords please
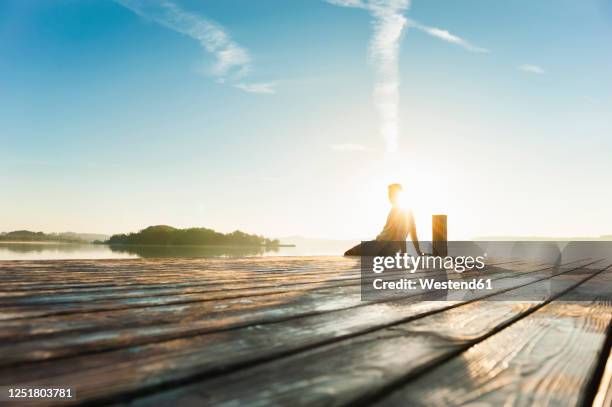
left=432, top=214, right=448, bottom=256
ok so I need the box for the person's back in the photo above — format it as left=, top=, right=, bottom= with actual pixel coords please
left=376, top=205, right=412, bottom=241
left=344, top=183, right=422, bottom=256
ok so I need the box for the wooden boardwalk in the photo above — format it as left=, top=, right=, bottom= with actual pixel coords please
left=0, top=256, right=610, bottom=406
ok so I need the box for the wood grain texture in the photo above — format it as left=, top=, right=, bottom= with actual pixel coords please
left=111, top=266, right=607, bottom=407
left=0, top=259, right=577, bottom=368
left=375, top=269, right=612, bottom=407
left=0, top=257, right=608, bottom=407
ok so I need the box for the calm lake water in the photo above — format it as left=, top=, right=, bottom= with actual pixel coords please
left=0, top=242, right=351, bottom=260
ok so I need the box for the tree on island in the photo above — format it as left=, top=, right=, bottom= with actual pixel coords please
left=105, top=225, right=280, bottom=247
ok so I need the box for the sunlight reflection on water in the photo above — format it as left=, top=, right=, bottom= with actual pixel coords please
left=0, top=243, right=137, bottom=260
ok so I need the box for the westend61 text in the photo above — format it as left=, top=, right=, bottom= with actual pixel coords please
left=372, top=277, right=493, bottom=291
left=372, top=254, right=487, bottom=273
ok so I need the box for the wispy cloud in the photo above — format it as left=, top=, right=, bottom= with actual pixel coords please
left=330, top=143, right=369, bottom=152
left=327, top=0, right=411, bottom=153
left=519, top=64, right=545, bottom=75
left=234, top=82, right=276, bottom=94
left=326, top=0, right=368, bottom=7
left=408, top=20, right=489, bottom=53
left=115, top=0, right=273, bottom=93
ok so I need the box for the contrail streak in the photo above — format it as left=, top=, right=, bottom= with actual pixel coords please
left=327, top=0, right=410, bottom=153
left=326, top=1, right=488, bottom=153
left=408, top=19, right=489, bottom=53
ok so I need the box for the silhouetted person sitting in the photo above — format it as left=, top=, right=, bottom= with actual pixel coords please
left=345, top=183, right=423, bottom=256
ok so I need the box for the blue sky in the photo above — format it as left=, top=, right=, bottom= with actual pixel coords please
left=1, top=0, right=611, bottom=239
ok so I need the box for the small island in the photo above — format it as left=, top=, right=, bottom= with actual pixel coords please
left=103, top=225, right=288, bottom=247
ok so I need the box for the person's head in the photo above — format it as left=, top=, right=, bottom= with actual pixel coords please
left=388, top=183, right=403, bottom=205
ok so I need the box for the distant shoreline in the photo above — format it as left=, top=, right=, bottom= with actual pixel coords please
left=0, top=241, right=296, bottom=248
left=103, top=243, right=296, bottom=248
left=0, top=241, right=84, bottom=245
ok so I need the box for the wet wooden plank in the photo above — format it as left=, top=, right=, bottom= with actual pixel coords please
left=374, top=269, right=612, bottom=407
left=0, top=258, right=527, bottom=297
left=0, top=258, right=532, bottom=321
left=0, top=256, right=605, bottom=407
left=0, top=263, right=600, bottom=406
left=0, top=259, right=528, bottom=300
left=0, top=274, right=362, bottom=306
left=102, top=265, right=608, bottom=407
left=0, top=258, right=362, bottom=288
left=7, top=258, right=513, bottom=305
left=0, top=259, right=578, bottom=367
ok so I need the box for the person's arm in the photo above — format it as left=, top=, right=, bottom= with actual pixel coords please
left=409, top=211, right=423, bottom=256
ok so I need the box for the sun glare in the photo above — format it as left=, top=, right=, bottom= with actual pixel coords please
left=378, top=153, right=447, bottom=241
left=350, top=151, right=453, bottom=241
left=395, top=190, right=408, bottom=209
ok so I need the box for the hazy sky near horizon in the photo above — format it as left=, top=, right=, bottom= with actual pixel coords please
left=1, top=0, right=611, bottom=240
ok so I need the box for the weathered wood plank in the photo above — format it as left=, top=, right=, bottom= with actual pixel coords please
left=0, top=258, right=526, bottom=295
left=374, top=269, right=612, bottom=407
left=0, top=258, right=535, bottom=321
left=0, top=258, right=528, bottom=290
left=0, top=258, right=362, bottom=287
left=0, top=263, right=601, bottom=406
left=7, top=258, right=512, bottom=304
left=0, top=257, right=358, bottom=287
left=0, top=274, right=363, bottom=306
left=0, top=259, right=582, bottom=366
left=98, top=265, right=607, bottom=407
